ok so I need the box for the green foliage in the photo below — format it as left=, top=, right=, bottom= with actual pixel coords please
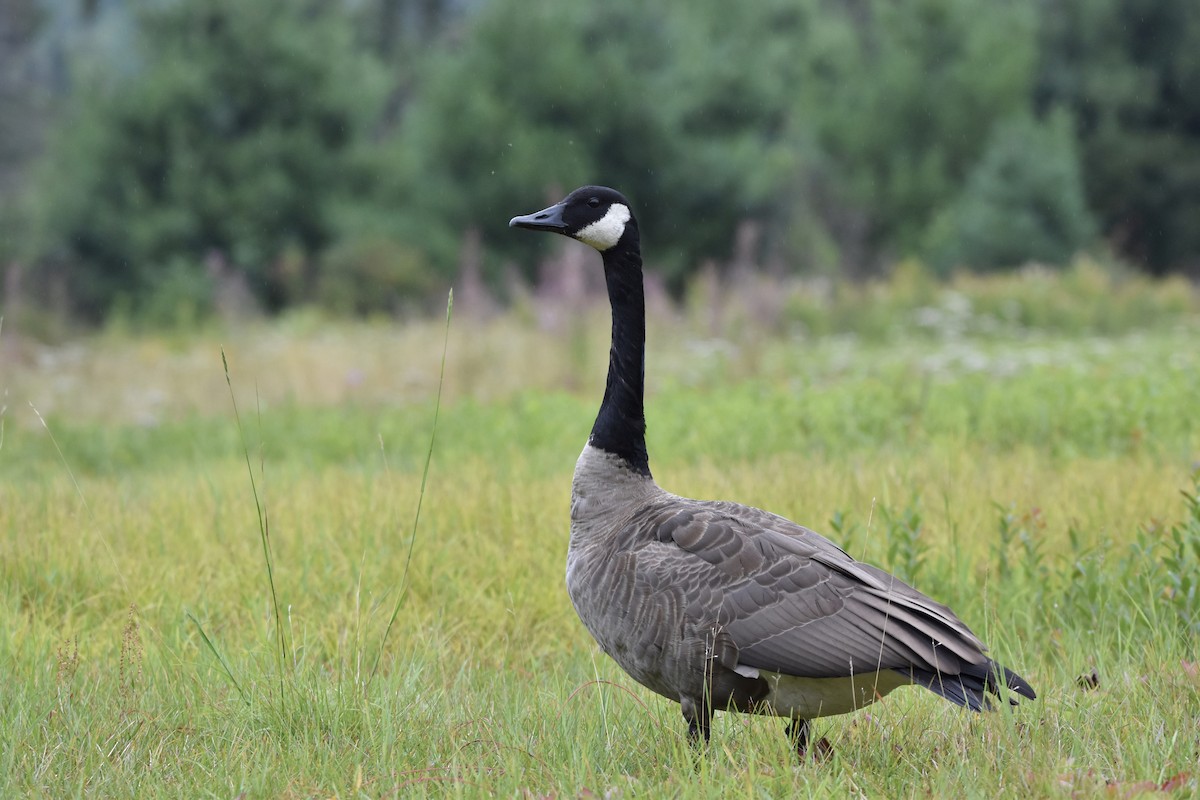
left=1058, top=472, right=1200, bottom=645
left=398, top=0, right=1042, bottom=283
left=1162, top=470, right=1200, bottom=634
left=0, top=0, right=48, bottom=272
left=776, top=258, right=1197, bottom=340
left=881, top=495, right=925, bottom=584
left=394, top=0, right=739, bottom=285
left=33, top=0, right=390, bottom=319
left=925, top=113, right=1096, bottom=273
left=992, top=504, right=1050, bottom=595
left=9, top=0, right=1200, bottom=327
left=941, top=259, right=1199, bottom=335
left=798, top=0, right=1039, bottom=267
left=124, top=256, right=215, bottom=329
left=315, top=237, right=438, bottom=316
left=1035, top=0, right=1200, bottom=273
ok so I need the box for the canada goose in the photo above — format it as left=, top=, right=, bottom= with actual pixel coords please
left=509, top=186, right=1035, bottom=756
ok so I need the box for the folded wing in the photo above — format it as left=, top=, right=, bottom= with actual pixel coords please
left=641, top=499, right=1034, bottom=707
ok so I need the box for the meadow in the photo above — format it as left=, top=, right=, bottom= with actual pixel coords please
left=1, top=264, right=1199, bottom=798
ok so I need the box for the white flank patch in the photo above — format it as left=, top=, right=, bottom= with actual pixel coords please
left=760, top=668, right=908, bottom=718
left=574, top=203, right=630, bottom=251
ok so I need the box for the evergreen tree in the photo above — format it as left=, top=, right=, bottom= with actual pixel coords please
left=398, top=0, right=1046, bottom=282
left=34, top=0, right=389, bottom=319
left=1035, top=0, right=1200, bottom=273
left=395, top=0, right=816, bottom=287
left=0, top=0, right=49, bottom=267
left=800, top=0, right=1039, bottom=270
left=925, top=112, right=1096, bottom=272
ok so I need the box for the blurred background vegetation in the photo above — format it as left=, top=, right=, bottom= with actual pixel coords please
left=0, top=0, right=1197, bottom=332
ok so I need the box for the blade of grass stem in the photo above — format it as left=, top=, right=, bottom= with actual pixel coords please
left=222, top=348, right=289, bottom=707
left=186, top=609, right=249, bottom=704
left=369, top=289, right=453, bottom=688
left=28, top=401, right=129, bottom=593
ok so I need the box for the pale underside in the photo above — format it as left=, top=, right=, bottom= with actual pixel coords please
left=751, top=667, right=908, bottom=718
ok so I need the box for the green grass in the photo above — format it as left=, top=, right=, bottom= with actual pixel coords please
left=2, top=273, right=1199, bottom=797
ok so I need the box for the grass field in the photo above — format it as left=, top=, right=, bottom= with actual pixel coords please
left=2, top=268, right=1199, bottom=797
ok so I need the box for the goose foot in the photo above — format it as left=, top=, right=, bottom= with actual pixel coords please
left=785, top=719, right=833, bottom=761
left=784, top=718, right=809, bottom=755
left=681, top=698, right=711, bottom=747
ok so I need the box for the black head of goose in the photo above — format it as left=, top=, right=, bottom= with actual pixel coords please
left=510, top=186, right=1035, bottom=757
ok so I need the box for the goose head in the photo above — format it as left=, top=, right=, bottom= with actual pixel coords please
left=509, top=185, right=637, bottom=252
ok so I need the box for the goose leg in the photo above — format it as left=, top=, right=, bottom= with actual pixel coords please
left=784, top=718, right=810, bottom=757
left=681, top=697, right=712, bottom=746
left=786, top=718, right=833, bottom=761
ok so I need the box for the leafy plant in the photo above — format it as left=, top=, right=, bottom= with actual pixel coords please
left=992, top=503, right=1050, bottom=590
left=880, top=494, right=925, bottom=584
left=1162, top=469, right=1200, bottom=634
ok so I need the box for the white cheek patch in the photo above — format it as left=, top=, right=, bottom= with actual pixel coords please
left=574, top=203, right=630, bottom=251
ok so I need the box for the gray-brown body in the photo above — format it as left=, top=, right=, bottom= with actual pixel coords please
left=568, top=444, right=1017, bottom=726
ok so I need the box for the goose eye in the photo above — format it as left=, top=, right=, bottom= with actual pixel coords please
left=588, top=197, right=601, bottom=208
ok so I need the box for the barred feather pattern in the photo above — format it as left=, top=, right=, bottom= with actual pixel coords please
left=567, top=445, right=1036, bottom=722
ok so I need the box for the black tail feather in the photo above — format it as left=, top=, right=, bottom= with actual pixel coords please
left=903, top=658, right=1036, bottom=712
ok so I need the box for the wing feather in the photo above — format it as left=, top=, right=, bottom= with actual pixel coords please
left=653, top=499, right=991, bottom=680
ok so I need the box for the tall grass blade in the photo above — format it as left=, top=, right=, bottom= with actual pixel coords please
left=222, top=347, right=289, bottom=707
left=368, top=289, right=453, bottom=688
left=27, top=400, right=130, bottom=593
left=186, top=609, right=249, bottom=704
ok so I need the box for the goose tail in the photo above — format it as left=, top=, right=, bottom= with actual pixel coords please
left=904, top=659, right=1036, bottom=712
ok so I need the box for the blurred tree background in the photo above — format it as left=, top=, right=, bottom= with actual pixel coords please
left=0, top=0, right=1197, bottom=327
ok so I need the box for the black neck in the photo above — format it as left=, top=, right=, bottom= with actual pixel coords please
left=589, top=233, right=651, bottom=477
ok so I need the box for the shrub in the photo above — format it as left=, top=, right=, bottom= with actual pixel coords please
left=31, top=0, right=389, bottom=320
left=315, top=238, right=439, bottom=317
left=925, top=112, right=1097, bottom=273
